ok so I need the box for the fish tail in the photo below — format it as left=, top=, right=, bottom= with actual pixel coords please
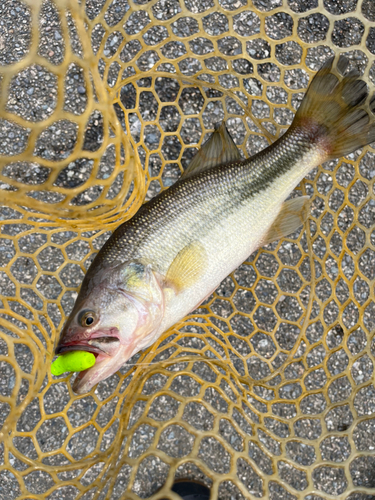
left=293, top=55, right=375, bottom=159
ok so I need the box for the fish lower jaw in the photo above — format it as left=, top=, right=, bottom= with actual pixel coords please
left=72, top=344, right=130, bottom=394
left=93, top=352, right=109, bottom=364
left=72, top=365, right=96, bottom=394
left=72, top=355, right=109, bottom=394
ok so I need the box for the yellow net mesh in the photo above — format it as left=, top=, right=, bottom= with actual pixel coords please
left=1, top=0, right=375, bottom=498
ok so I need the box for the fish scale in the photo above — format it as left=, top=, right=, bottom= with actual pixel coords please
left=98, top=130, right=310, bottom=271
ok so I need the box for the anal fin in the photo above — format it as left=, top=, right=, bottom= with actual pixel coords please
left=263, top=196, right=311, bottom=245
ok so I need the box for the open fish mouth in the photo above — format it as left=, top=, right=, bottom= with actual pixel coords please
left=70, top=340, right=130, bottom=394
left=55, top=337, right=120, bottom=358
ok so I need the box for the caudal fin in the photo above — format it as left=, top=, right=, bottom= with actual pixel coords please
left=293, top=55, right=375, bottom=159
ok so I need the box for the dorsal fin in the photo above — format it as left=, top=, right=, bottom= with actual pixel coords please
left=181, top=121, right=241, bottom=180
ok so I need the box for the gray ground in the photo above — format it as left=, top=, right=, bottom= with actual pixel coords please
left=1, top=0, right=375, bottom=499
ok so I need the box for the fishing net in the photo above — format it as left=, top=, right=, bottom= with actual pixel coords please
left=0, top=0, right=375, bottom=498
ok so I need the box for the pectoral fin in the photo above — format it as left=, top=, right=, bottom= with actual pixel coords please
left=263, top=196, right=311, bottom=245
left=181, top=121, right=241, bottom=179
left=166, top=241, right=207, bottom=293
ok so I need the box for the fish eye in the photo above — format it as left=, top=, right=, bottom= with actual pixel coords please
left=78, top=310, right=96, bottom=327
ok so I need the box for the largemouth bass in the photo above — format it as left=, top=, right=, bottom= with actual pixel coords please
left=56, top=55, right=375, bottom=394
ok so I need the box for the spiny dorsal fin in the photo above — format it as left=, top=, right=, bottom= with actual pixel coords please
left=165, top=241, right=207, bottom=293
left=263, top=196, right=311, bottom=245
left=181, top=121, right=241, bottom=180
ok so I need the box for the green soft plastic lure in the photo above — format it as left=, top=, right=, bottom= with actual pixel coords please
left=51, top=351, right=96, bottom=376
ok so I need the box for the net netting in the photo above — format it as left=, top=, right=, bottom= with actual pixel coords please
left=0, top=0, right=375, bottom=499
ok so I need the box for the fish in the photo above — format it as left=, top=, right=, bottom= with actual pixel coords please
left=56, top=55, right=375, bottom=394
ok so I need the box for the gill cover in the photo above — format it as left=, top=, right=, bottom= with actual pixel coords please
left=117, top=261, right=165, bottom=347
